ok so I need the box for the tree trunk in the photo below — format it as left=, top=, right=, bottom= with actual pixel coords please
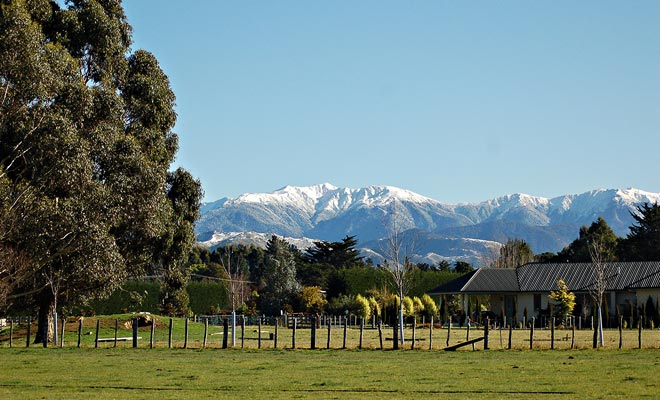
left=598, top=307, right=604, bottom=347
left=34, top=295, right=55, bottom=345
left=399, top=289, right=405, bottom=345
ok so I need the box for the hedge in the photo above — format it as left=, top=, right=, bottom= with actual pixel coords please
left=89, top=281, right=229, bottom=315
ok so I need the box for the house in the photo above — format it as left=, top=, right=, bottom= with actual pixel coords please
left=427, top=262, right=660, bottom=326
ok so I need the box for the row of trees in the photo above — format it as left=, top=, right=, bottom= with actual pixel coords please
left=0, top=1, right=202, bottom=343
left=188, top=234, right=465, bottom=318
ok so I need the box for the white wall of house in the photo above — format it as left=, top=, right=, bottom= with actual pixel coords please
left=635, top=289, right=660, bottom=307
left=517, top=293, right=535, bottom=321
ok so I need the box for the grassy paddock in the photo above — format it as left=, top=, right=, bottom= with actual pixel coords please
left=1, top=347, right=660, bottom=399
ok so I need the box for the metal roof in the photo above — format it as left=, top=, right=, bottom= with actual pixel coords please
left=428, top=261, right=660, bottom=295
left=465, top=268, right=519, bottom=292
left=427, top=270, right=479, bottom=294
left=427, top=268, right=518, bottom=295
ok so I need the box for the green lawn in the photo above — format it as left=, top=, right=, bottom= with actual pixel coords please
left=2, top=315, right=660, bottom=398
left=1, top=347, right=659, bottom=399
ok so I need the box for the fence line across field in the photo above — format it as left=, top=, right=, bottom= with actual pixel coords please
left=1, top=314, right=659, bottom=351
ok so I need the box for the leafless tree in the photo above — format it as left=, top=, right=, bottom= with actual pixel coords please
left=588, top=238, right=608, bottom=348
left=217, top=246, right=252, bottom=347
left=379, top=201, right=417, bottom=345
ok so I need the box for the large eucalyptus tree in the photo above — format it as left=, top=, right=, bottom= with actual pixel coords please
left=0, top=0, right=201, bottom=342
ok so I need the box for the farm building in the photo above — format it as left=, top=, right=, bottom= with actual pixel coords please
left=428, top=262, right=660, bottom=326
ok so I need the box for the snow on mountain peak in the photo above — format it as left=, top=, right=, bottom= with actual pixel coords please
left=615, top=188, right=660, bottom=205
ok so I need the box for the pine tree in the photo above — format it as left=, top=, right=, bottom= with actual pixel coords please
left=260, top=236, right=300, bottom=315
left=620, top=203, right=660, bottom=261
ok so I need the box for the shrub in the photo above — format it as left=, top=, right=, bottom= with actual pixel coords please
left=368, top=297, right=381, bottom=319
left=402, top=296, right=415, bottom=317
left=412, top=296, right=425, bottom=316
left=355, top=294, right=371, bottom=320
left=420, top=294, right=438, bottom=317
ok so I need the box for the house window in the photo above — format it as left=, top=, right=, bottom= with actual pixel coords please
left=534, top=294, right=542, bottom=311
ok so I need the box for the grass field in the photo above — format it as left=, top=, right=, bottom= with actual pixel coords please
left=2, top=315, right=660, bottom=398
left=1, top=346, right=660, bottom=399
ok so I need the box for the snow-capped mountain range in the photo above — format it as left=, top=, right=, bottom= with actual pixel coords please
left=197, top=184, right=660, bottom=265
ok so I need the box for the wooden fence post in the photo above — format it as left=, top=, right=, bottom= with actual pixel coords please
left=375, top=318, right=382, bottom=350
left=326, top=320, right=331, bottom=349
left=571, top=324, right=575, bottom=350
left=150, top=320, right=155, bottom=349
left=466, top=322, right=470, bottom=342
left=410, top=317, right=416, bottom=350
left=203, top=318, right=208, bottom=349
left=484, top=318, right=489, bottom=350
left=429, top=316, right=433, bottom=350
left=113, top=318, right=118, bottom=348
left=530, top=317, right=534, bottom=350
left=359, top=317, right=364, bottom=350
left=619, top=316, right=623, bottom=349
left=292, top=318, right=297, bottom=349
left=95, top=319, right=100, bottom=348
left=551, top=317, right=555, bottom=350
left=342, top=317, right=347, bottom=349
left=168, top=318, right=173, bottom=349
left=241, top=316, right=245, bottom=348
left=132, top=318, right=138, bottom=348
left=275, top=317, right=279, bottom=349
left=223, top=318, right=229, bottom=349
left=446, top=319, right=451, bottom=347
left=393, top=316, right=398, bottom=350
left=183, top=317, right=189, bottom=349
left=311, top=316, right=316, bottom=350
left=26, top=316, right=31, bottom=348
left=77, top=318, right=82, bottom=348
left=9, top=319, right=13, bottom=348
left=53, top=312, right=58, bottom=348
left=508, top=323, right=513, bottom=350
left=638, top=316, right=643, bottom=349
left=258, top=317, right=262, bottom=349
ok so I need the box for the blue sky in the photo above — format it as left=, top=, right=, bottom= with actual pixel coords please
left=123, top=1, right=659, bottom=204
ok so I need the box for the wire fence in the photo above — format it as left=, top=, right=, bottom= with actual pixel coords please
left=2, top=314, right=660, bottom=351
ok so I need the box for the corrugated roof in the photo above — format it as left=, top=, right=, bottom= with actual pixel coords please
left=428, top=262, right=660, bottom=295
left=427, top=270, right=478, bottom=294
left=465, top=268, right=519, bottom=292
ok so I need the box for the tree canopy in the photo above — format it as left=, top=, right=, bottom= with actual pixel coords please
left=555, top=217, right=619, bottom=262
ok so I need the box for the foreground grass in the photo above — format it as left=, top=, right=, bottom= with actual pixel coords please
left=1, top=347, right=659, bottom=399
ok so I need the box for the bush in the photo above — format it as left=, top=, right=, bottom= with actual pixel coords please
left=420, top=294, right=438, bottom=317
left=186, top=281, right=229, bottom=314
left=88, top=281, right=229, bottom=316
left=90, top=281, right=161, bottom=315
left=355, top=294, right=371, bottom=320
left=402, top=296, right=415, bottom=317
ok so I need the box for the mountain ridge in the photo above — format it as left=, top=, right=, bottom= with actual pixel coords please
left=196, top=184, right=660, bottom=263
